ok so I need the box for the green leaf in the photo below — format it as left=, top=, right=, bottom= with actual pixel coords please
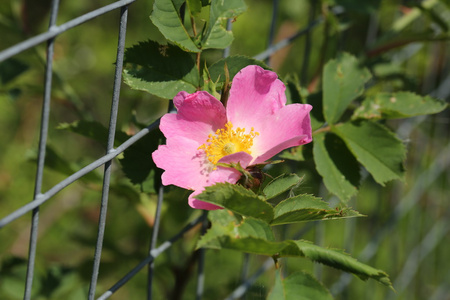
left=323, top=53, right=371, bottom=124
left=197, top=217, right=289, bottom=255
left=0, top=58, right=29, bottom=85
left=280, top=240, right=393, bottom=288
left=123, top=40, right=200, bottom=99
left=150, top=0, right=200, bottom=52
left=237, top=218, right=276, bottom=241
left=268, top=270, right=333, bottom=300
left=201, top=0, right=247, bottom=49
left=312, top=132, right=359, bottom=202
left=119, top=128, right=164, bottom=193
left=187, top=0, right=202, bottom=16
left=57, top=120, right=129, bottom=148
left=201, top=64, right=221, bottom=99
left=208, top=55, right=269, bottom=90
left=283, top=271, right=334, bottom=300
left=208, top=209, right=241, bottom=227
left=267, top=269, right=285, bottom=300
left=307, top=92, right=326, bottom=131
left=196, top=183, right=274, bottom=222
left=279, top=145, right=305, bottom=161
left=333, top=121, right=406, bottom=185
left=263, top=173, right=302, bottom=200
left=352, top=92, right=448, bottom=120
left=271, top=194, right=363, bottom=225
left=198, top=222, right=392, bottom=288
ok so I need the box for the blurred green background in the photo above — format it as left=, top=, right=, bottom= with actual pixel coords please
left=0, top=0, right=449, bottom=299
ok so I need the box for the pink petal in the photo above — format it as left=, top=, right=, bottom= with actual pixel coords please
left=152, top=136, right=212, bottom=191
left=252, top=103, right=312, bottom=163
left=188, top=152, right=253, bottom=210
left=226, top=65, right=286, bottom=132
left=161, top=91, right=227, bottom=144
left=188, top=191, right=223, bottom=210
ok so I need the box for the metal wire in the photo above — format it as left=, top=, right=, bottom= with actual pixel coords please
left=23, top=1, right=60, bottom=299
left=88, top=5, right=130, bottom=299
left=0, top=0, right=136, bottom=63
left=0, top=120, right=160, bottom=228
left=253, top=6, right=344, bottom=61
left=147, top=185, right=164, bottom=300
left=0, top=1, right=448, bottom=299
left=96, top=214, right=207, bottom=300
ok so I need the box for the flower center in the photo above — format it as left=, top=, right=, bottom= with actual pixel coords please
left=199, top=122, right=259, bottom=165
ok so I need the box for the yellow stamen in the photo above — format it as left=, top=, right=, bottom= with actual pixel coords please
left=199, top=122, right=259, bottom=165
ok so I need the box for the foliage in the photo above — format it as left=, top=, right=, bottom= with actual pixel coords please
left=0, top=0, right=449, bottom=299
left=118, top=0, right=446, bottom=297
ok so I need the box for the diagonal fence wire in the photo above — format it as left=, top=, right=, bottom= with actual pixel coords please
left=0, top=120, right=160, bottom=229
left=0, top=0, right=136, bottom=63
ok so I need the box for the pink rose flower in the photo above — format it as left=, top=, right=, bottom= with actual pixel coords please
left=152, top=65, right=312, bottom=210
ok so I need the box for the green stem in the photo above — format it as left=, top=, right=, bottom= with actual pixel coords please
left=312, top=125, right=331, bottom=136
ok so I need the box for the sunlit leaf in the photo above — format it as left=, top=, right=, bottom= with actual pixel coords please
left=186, top=0, right=202, bottom=16
left=352, top=92, right=448, bottom=120
left=263, top=173, right=302, bottom=200
left=268, top=270, right=333, bottom=300
left=271, top=194, right=362, bottom=225
left=150, top=0, right=200, bottom=52
left=280, top=240, right=393, bottom=288
left=196, top=182, right=274, bottom=222
left=323, top=53, right=371, bottom=124
left=197, top=220, right=392, bottom=288
left=201, top=0, right=247, bottom=49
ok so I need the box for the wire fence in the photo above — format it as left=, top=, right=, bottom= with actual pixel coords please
left=0, top=0, right=449, bottom=299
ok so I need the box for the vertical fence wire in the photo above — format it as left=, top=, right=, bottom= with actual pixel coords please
left=87, top=6, right=129, bottom=299
left=23, top=1, right=60, bottom=299
left=147, top=185, right=165, bottom=300
left=195, top=210, right=209, bottom=300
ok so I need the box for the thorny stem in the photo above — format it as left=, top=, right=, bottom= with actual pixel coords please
left=189, top=15, right=202, bottom=84
left=196, top=52, right=201, bottom=85
left=220, top=62, right=231, bottom=106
